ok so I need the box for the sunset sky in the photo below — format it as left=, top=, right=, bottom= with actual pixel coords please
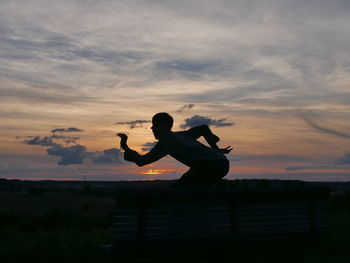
left=1, top=0, right=350, bottom=181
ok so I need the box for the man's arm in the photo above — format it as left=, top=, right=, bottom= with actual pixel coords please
left=124, top=146, right=167, bottom=167
left=186, top=125, right=220, bottom=149
left=117, top=133, right=167, bottom=167
left=186, top=125, right=233, bottom=154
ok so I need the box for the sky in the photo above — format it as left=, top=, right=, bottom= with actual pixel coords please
left=1, top=0, right=350, bottom=181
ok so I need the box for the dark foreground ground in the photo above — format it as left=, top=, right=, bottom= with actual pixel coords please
left=1, top=178, right=350, bottom=263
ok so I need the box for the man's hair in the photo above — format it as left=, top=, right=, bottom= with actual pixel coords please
left=152, top=112, right=174, bottom=130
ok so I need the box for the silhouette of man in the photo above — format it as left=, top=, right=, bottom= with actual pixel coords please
left=118, top=112, right=232, bottom=187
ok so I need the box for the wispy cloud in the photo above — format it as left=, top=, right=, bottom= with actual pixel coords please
left=115, top=120, right=151, bottom=129
left=301, top=113, right=350, bottom=139
left=51, top=127, right=83, bottom=133
left=22, top=134, right=80, bottom=146
left=180, top=115, right=234, bottom=129
left=240, top=154, right=310, bottom=163
left=2, top=0, right=350, bottom=180
left=23, top=136, right=58, bottom=147
left=0, top=0, right=349, bottom=105
left=334, top=153, right=350, bottom=165
left=175, top=104, right=195, bottom=113
left=285, top=165, right=337, bottom=171
left=285, top=152, right=350, bottom=171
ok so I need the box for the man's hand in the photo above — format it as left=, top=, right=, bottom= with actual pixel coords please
left=117, top=133, right=128, bottom=150
left=217, top=146, right=233, bottom=154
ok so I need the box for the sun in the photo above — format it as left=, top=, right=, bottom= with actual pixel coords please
left=141, top=169, right=167, bottom=175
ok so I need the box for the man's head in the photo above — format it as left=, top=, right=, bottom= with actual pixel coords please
left=151, top=112, right=173, bottom=139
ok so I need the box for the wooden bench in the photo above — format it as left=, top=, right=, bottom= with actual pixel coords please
left=110, top=186, right=329, bottom=262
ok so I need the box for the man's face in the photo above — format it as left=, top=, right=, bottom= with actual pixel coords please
left=151, top=121, right=169, bottom=140
left=151, top=122, right=160, bottom=139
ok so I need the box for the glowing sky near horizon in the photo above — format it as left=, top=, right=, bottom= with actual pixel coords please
left=1, top=0, right=350, bottom=181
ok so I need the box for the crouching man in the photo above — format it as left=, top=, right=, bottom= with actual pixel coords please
left=117, top=112, right=232, bottom=188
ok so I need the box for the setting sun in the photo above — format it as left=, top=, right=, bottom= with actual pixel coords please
left=141, top=169, right=169, bottom=175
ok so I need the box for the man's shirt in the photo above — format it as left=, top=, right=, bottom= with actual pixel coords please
left=125, top=126, right=227, bottom=167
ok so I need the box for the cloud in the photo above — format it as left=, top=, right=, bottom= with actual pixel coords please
left=285, top=165, right=337, bottom=171
left=50, top=135, right=80, bottom=144
left=301, top=113, right=350, bottom=139
left=180, top=115, right=234, bottom=129
left=47, top=144, right=122, bottom=166
left=334, top=153, right=350, bottom=165
left=176, top=104, right=195, bottom=113
left=1, top=0, right=350, bottom=113
left=47, top=144, right=88, bottom=165
left=91, top=148, right=121, bottom=163
left=156, top=59, right=216, bottom=73
left=51, top=127, right=83, bottom=133
left=0, top=80, right=97, bottom=105
left=19, top=130, right=122, bottom=165
left=240, top=154, right=310, bottom=163
left=141, top=141, right=157, bottom=152
left=23, top=136, right=58, bottom=147
left=285, top=152, right=350, bottom=171
left=115, top=120, right=151, bottom=129
left=21, top=134, right=80, bottom=146
left=2, top=0, right=350, bottom=180
left=170, top=84, right=292, bottom=105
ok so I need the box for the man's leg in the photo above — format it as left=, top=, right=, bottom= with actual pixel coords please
left=172, top=159, right=229, bottom=188
left=172, top=167, right=204, bottom=188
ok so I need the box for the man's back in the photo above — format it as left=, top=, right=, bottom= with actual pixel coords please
left=159, top=130, right=227, bottom=167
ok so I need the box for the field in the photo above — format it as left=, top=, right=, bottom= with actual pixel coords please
left=1, top=180, right=350, bottom=263
left=0, top=189, right=115, bottom=263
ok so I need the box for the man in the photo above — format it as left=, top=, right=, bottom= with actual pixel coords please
left=118, top=112, right=232, bottom=187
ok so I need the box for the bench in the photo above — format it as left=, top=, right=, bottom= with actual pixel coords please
left=110, top=186, right=329, bottom=262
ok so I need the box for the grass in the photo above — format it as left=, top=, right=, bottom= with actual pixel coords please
left=0, top=191, right=115, bottom=263
left=0, top=227, right=110, bottom=263
left=0, top=210, right=114, bottom=262
left=302, top=192, right=350, bottom=263
left=1, top=187, right=350, bottom=262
